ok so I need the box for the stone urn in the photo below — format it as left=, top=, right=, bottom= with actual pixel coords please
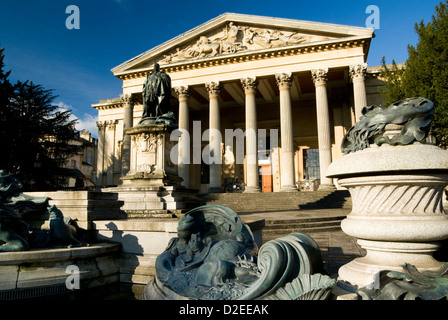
left=327, top=98, right=448, bottom=290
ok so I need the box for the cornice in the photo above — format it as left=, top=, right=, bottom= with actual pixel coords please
left=92, top=98, right=123, bottom=110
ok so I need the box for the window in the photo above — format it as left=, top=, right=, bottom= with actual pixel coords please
left=258, top=133, right=272, bottom=161
left=303, top=149, right=320, bottom=180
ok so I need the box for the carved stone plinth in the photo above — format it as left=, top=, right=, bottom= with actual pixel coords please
left=106, top=124, right=200, bottom=217
left=121, top=124, right=180, bottom=188
left=327, top=143, right=448, bottom=291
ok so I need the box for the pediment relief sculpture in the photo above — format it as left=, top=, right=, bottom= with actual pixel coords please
left=159, top=22, right=333, bottom=64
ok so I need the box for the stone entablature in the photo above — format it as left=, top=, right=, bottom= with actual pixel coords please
left=116, top=38, right=370, bottom=81
left=93, top=98, right=122, bottom=110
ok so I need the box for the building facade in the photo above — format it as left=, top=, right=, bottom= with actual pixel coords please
left=93, top=13, right=385, bottom=193
left=62, top=130, right=98, bottom=188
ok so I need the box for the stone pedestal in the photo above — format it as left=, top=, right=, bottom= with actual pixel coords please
left=108, top=123, right=199, bottom=217
left=121, top=124, right=180, bottom=188
left=327, top=143, right=448, bottom=291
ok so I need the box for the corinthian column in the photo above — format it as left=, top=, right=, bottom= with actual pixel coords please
left=121, top=94, right=134, bottom=177
left=96, top=120, right=106, bottom=186
left=205, top=81, right=222, bottom=193
left=275, top=73, right=297, bottom=192
left=241, top=76, right=260, bottom=193
left=174, top=86, right=190, bottom=188
left=311, top=68, right=334, bottom=190
left=350, top=63, right=368, bottom=121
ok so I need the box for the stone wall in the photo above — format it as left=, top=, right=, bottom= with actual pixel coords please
left=25, top=190, right=125, bottom=232
left=0, top=243, right=121, bottom=298
left=23, top=190, right=265, bottom=286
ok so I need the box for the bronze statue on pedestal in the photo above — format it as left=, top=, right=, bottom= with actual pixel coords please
left=140, top=63, right=176, bottom=126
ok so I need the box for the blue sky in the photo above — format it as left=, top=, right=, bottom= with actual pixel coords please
left=0, top=0, right=443, bottom=137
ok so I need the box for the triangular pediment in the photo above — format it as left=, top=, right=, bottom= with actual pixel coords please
left=112, top=13, right=374, bottom=76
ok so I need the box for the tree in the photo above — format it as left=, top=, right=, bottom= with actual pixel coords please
left=380, top=1, right=448, bottom=147
left=0, top=47, right=79, bottom=191
left=0, top=48, right=13, bottom=109
left=379, top=57, right=406, bottom=106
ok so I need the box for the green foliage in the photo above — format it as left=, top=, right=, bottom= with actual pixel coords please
left=0, top=48, right=13, bottom=112
left=380, top=1, right=448, bottom=147
left=0, top=47, right=80, bottom=191
left=379, top=57, right=406, bottom=106
left=404, top=2, right=448, bottom=147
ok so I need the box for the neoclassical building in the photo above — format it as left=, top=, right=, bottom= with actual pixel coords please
left=93, top=13, right=385, bottom=193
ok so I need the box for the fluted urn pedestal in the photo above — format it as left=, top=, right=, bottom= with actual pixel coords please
left=327, top=142, right=448, bottom=290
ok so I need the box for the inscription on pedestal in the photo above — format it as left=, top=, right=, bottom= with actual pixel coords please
left=123, top=124, right=182, bottom=187
left=137, top=156, right=156, bottom=172
left=133, top=132, right=158, bottom=172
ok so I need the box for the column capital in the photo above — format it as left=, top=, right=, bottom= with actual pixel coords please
left=106, top=119, right=119, bottom=130
left=174, top=86, right=190, bottom=101
left=311, top=68, right=329, bottom=86
left=96, top=120, right=118, bottom=130
left=275, top=73, right=293, bottom=89
left=96, top=120, right=106, bottom=130
left=205, top=81, right=221, bottom=97
left=120, top=93, right=134, bottom=106
left=349, top=63, right=368, bottom=82
left=241, top=76, right=258, bottom=93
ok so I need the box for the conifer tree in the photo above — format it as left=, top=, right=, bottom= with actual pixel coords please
left=0, top=47, right=79, bottom=191
left=380, top=1, right=448, bottom=147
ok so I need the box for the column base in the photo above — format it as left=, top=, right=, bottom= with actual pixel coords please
left=244, top=186, right=261, bottom=193
left=279, top=185, right=298, bottom=192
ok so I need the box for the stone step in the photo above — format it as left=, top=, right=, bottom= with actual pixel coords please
left=265, top=220, right=342, bottom=230
left=265, top=216, right=345, bottom=225
left=262, top=226, right=343, bottom=244
left=260, top=213, right=345, bottom=241
left=263, top=225, right=342, bottom=235
left=263, top=225, right=342, bottom=236
left=198, top=190, right=352, bottom=212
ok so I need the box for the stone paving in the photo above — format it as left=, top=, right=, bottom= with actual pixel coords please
left=240, top=208, right=365, bottom=279
left=312, top=230, right=365, bottom=278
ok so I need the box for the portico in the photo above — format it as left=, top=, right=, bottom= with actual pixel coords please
left=93, top=13, right=378, bottom=193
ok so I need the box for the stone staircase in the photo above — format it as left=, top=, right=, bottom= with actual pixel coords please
left=198, top=190, right=351, bottom=213
left=261, top=215, right=346, bottom=243
left=198, top=190, right=352, bottom=241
